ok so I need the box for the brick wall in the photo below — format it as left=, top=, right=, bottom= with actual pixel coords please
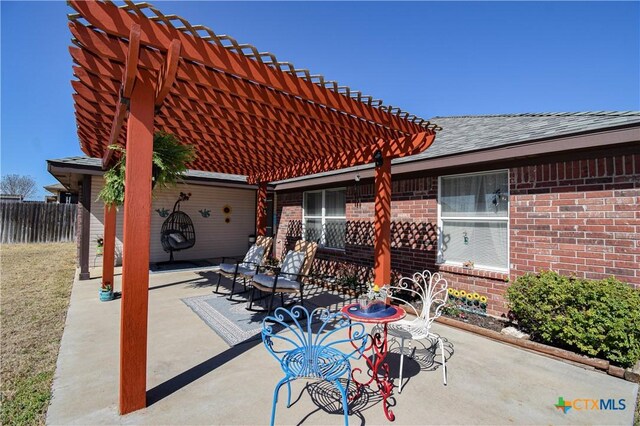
left=510, top=154, right=640, bottom=285
left=274, top=152, right=639, bottom=317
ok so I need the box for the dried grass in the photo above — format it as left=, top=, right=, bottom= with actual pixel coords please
left=1, top=242, right=76, bottom=425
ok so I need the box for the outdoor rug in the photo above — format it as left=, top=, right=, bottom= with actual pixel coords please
left=182, top=292, right=315, bottom=347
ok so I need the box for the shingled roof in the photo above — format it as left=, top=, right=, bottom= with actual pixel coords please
left=396, top=111, right=640, bottom=164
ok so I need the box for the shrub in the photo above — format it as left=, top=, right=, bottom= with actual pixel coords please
left=507, top=270, right=640, bottom=368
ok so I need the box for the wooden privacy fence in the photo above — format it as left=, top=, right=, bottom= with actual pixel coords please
left=0, top=202, right=77, bottom=243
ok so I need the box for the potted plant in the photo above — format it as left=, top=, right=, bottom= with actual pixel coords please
left=99, top=284, right=114, bottom=302
left=96, top=236, right=104, bottom=255
left=98, top=131, right=196, bottom=206
left=97, top=132, right=195, bottom=301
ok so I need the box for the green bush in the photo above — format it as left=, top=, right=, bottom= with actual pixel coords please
left=507, top=270, right=640, bottom=368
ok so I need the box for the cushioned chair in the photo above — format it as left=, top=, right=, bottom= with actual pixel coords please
left=261, top=306, right=367, bottom=426
left=213, top=236, right=273, bottom=301
left=381, top=270, right=449, bottom=392
left=248, top=240, right=318, bottom=315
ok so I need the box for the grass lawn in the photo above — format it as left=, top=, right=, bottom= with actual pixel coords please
left=1, top=242, right=76, bottom=425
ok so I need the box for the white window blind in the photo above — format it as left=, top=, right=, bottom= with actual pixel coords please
left=438, top=170, right=509, bottom=271
left=303, top=188, right=346, bottom=249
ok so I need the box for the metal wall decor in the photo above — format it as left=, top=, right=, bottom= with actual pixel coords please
left=198, top=208, right=211, bottom=218
left=222, top=204, right=232, bottom=223
left=155, top=208, right=169, bottom=218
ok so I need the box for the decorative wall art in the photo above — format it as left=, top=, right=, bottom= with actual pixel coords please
left=222, top=204, right=232, bottom=224
left=156, top=208, right=170, bottom=218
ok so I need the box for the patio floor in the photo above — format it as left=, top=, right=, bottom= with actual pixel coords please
left=47, top=267, right=638, bottom=425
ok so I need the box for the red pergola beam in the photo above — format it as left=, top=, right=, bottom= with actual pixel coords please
left=71, top=47, right=365, bottom=162
left=71, top=23, right=402, bottom=152
left=247, top=131, right=436, bottom=184
left=155, top=39, right=181, bottom=108
left=102, top=24, right=141, bottom=169
left=119, top=72, right=155, bottom=414
left=374, top=156, right=392, bottom=286
left=256, top=183, right=268, bottom=236
left=70, top=33, right=398, bottom=153
left=101, top=205, right=117, bottom=291
left=73, top=83, right=286, bottom=171
left=69, top=1, right=424, bottom=135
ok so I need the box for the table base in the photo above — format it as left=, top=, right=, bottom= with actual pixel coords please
left=349, top=325, right=396, bottom=421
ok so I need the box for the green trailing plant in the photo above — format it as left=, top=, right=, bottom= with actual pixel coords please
left=507, top=270, right=640, bottom=367
left=98, top=132, right=196, bottom=206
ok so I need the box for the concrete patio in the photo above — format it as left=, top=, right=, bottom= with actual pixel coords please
left=47, top=267, right=638, bottom=425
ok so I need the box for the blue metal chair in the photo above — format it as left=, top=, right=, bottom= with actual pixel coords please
left=261, top=306, right=368, bottom=426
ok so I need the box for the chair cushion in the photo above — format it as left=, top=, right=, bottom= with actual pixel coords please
left=219, top=263, right=257, bottom=277
left=240, top=245, right=264, bottom=269
left=168, top=232, right=186, bottom=244
left=253, top=273, right=301, bottom=291
left=166, top=231, right=193, bottom=249
left=280, top=250, right=306, bottom=280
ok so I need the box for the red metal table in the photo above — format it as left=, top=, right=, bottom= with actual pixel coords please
left=342, top=303, right=406, bottom=421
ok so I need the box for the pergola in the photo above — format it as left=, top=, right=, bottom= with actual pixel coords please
left=68, top=0, right=438, bottom=414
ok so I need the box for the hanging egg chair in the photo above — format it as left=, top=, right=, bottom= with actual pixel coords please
left=160, top=192, right=196, bottom=262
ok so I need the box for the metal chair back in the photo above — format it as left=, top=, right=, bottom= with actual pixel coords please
left=388, top=270, right=448, bottom=337
left=261, top=305, right=367, bottom=425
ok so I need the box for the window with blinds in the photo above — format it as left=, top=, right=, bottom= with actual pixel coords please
left=438, top=170, right=509, bottom=271
left=303, top=188, right=346, bottom=249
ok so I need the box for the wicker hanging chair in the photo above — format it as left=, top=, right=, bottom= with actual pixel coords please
left=160, top=192, right=196, bottom=262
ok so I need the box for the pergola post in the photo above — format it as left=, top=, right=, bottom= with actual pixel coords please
left=374, top=154, right=392, bottom=286
left=119, top=75, right=155, bottom=415
left=256, top=182, right=267, bottom=236
left=101, top=204, right=116, bottom=290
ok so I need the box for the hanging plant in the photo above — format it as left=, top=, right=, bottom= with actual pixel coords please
left=98, top=132, right=196, bottom=206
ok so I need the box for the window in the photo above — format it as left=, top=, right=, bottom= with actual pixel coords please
left=438, top=170, right=509, bottom=271
left=303, top=188, right=346, bottom=249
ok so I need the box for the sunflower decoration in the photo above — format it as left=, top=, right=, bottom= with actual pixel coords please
left=479, top=295, right=488, bottom=304
left=459, top=290, right=467, bottom=298
left=222, top=204, right=232, bottom=224
left=453, top=290, right=460, bottom=298
left=472, top=292, right=481, bottom=300
left=447, top=288, right=454, bottom=295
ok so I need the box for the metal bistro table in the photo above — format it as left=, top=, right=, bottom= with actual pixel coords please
left=342, top=302, right=405, bottom=421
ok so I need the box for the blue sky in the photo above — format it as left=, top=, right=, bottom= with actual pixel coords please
left=1, top=1, right=639, bottom=200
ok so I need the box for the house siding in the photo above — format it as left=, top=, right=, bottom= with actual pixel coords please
left=89, top=177, right=257, bottom=265
left=274, top=151, right=639, bottom=317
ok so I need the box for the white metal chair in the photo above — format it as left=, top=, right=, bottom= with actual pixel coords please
left=384, top=270, right=449, bottom=392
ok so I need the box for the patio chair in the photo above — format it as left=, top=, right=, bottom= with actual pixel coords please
left=381, top=270, right=449, bottom=392
left=248, top=240, right=318, bottom=315
left=213, top=236, right=273, bottom=301
left=261, top=305, right=368, bottom=426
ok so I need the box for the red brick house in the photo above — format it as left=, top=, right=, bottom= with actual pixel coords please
left=271, top=112, right=640, bottom=316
